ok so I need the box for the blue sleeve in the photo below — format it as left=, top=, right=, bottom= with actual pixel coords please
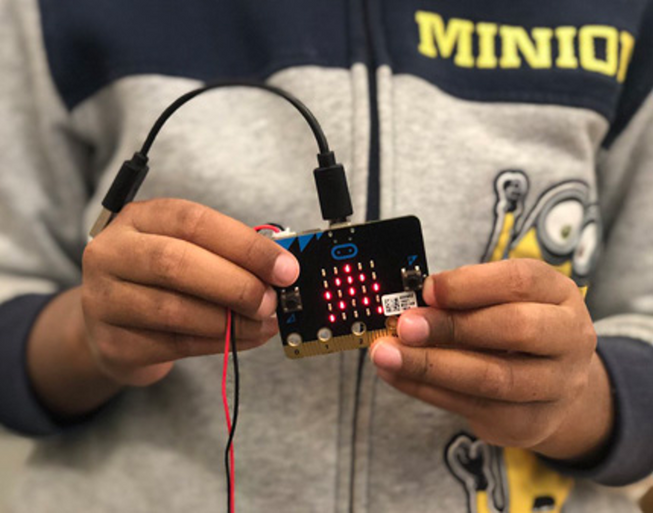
left=0, top=293, right=67, bottom=436
left=545, top=336, right=653, bottom=486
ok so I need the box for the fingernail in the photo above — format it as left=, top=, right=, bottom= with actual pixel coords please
left=256, top=288, right=277, bottom=318
left=399, top=315, right=429, bottom=345
left=370, top=342, right=402, bottom=371
left=273, top=254, right=299, bottom=285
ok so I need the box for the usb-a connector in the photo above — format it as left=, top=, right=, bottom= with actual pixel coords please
left=89, top=208, right=114, bottom=239
left=88, top=152, right=150, bottom=238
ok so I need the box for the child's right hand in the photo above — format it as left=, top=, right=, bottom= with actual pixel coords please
left=80, top=198, right=299, bottom=387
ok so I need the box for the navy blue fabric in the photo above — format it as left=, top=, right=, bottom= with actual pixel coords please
left=0, top=293, right=63, bottom=436
left=38, top=0, right=653, bottom=138
left=37, top=0, right=352, bottom=110
left=381, top=0, right=649, bottom=124
left=603, top=0, right=653, bottom=147
left=547, top=336, right=653, bottom=486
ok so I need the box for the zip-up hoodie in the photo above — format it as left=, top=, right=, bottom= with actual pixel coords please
left=1, top=0, right=653, bottom=511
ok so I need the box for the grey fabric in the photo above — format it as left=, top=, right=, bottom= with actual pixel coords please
left=0, top=0, right=87, bottom=304
left=590, top=91, right=653, bottom=343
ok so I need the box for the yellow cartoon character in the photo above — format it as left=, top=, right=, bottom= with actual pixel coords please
left=482, top=170, right=602, bottom=289
left=445, top=433, right=573, bottom=513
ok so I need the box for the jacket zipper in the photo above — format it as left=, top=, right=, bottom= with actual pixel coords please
left=349, top=0, right=381, bottom=511
left=363, top=0, right=381, bottom=223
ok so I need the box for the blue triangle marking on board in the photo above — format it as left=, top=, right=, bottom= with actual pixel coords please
left=286, top=314, right=296, bottom=324
left=277, top=238, right=295, bottom=251
left=408, top=255, right=418, bottom=266
left=316, top=231, right=324, bottom=240
left=298, top=234, right=314, bottom=252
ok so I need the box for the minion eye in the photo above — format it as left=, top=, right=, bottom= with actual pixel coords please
left=573, top=221, right=599, bottom=277
left=538, top=199, right=584, bottom=256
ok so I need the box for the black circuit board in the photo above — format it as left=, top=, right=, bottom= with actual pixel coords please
left=273, top=216, right=429, bottom=360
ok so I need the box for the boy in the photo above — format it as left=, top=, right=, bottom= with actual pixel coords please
left=1, top=0, right=652, bottom=511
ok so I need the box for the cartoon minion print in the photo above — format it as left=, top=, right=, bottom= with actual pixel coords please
left=445, top=433, right=574, bottom=513
left=482, top=170, right=602, bottom=290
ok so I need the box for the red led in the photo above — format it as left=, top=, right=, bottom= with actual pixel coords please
left=348, top=287, right=356, bottom=296
left=329, top=314, right=337, bottom=323
left=362, top=297, right=370, bottom=306
left=344, top=264, right=352, bottom=273
left=339, top=301, right=346, bottom=310
left=377, top=306, right=384, bottom=314
left=324, top=291, right=332, bottom=301
left=372, top=283, right=380, bottom=292
left=347, top=276, right=354, bottom=285
left=359, top=274, right=366, bottom=282
left=335, top=278, right=342, bottom=287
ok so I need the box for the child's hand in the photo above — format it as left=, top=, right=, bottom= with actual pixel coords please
left=370, top=259, right=613, bottom=462
left=81, top=198, right=299, bottom=386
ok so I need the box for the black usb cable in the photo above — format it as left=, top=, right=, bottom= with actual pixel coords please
left=90, top=80, right=353, bottom=238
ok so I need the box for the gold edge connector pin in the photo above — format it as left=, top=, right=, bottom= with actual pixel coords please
left=284, top=328, right=394, bottom=359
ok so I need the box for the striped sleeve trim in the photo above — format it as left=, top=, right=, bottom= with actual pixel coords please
left=0, top=293, right=65, bottom=436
